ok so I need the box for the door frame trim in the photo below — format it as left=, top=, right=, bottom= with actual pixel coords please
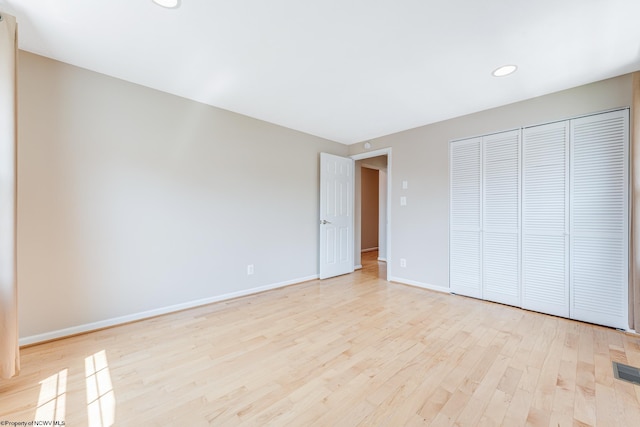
left=351, top=148, right=392, bottom=280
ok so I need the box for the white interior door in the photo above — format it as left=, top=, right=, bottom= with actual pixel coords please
left=482, top=130, right=521, bottom=307
left=570, top=110, right=629, bottom=329
left=319, top=153, right=354, bottom=279
left=522, top=121, right=570, bottom=318
left=450, top=137, right=482, bottom=298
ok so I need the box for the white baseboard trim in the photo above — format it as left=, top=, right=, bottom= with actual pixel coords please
left=378, top=257, right=387, bottom=262
left=354, top=264, right=363, bottom=270
left=388, top=276, right=450, bottom=294
left=19, top=274, right=318, bottom=346
left=361, top=247, right=379, bottom=253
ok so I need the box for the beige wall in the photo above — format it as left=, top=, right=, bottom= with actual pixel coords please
left=17, top=49, right=635, bottom=341
left=361, top=167, right=379, bottom=250
left=17, top=51, right=347, bottom=342
left=350, top=74, right=634, bottom=290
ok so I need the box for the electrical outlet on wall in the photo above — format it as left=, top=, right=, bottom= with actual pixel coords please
left=400, top=258, right=407, bottom=268
left=247, top=264, right=254, bottom=275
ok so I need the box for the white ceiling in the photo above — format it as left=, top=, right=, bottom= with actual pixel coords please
left=2, top=0, right=640, bottom=144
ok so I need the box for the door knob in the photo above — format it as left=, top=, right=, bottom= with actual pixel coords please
left=321, top=220, right=332, bottom=225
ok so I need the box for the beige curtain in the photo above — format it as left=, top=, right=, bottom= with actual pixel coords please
left=0, top=12, right=19, bottom=379
left=632, top=72, right=640, bottom=332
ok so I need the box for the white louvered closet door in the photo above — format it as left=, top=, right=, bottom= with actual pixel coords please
left=570, top=110, right=629, bottom=329
left=450, top=138, right=482, bottom=299
left=482, top=130, right=520, bottom=307
left=522, top=121, right=570, bottom=317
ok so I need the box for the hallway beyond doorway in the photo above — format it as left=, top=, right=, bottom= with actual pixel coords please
left=361, top=250, right=386, bottom=280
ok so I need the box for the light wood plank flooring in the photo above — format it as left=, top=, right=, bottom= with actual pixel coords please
left=2, top=252, right=640, bottom=426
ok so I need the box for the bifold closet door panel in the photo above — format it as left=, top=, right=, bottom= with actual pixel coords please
left=522, top=121, right=570, bottom=318
left=482, top=130, right=520, bottom=307
left=450, top=137, right=482, bottom=298
left=570, top=110, right=629, bottom=329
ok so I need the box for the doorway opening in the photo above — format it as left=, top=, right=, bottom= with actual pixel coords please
left=351, top=148, right=391, bottom=281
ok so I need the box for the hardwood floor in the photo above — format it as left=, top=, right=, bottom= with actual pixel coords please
left=2, top=252, right=640, bottom=426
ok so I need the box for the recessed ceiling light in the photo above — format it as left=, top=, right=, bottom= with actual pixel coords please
left=152, top=0, right=181, bottom=8
left=492, top=65, right=518, bottom=77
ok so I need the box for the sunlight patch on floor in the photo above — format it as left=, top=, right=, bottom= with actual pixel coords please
left=34, top=368, right=67, bottom=422
left=85, top=350, right=115, bottom=427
